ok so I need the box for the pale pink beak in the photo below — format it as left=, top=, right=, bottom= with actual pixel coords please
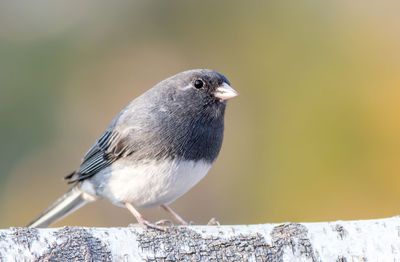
left=213, top=83, right=238, bottom=100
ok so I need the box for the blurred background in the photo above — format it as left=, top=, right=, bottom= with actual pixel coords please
left=1, top=0, right=400, bottom=228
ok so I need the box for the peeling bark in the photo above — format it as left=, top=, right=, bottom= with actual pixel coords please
left=1, top=216, right=400, bottom=261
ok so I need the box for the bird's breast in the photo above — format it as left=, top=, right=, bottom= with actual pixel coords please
left=89, top=158, right=213, bottom=208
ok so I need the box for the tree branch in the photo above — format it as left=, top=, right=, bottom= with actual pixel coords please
left=1, top=216, right=400, bottom=261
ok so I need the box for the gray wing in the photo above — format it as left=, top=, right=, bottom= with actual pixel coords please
left=64, top=87, right=173, bottom=183
left=65, top=129, right=134, bottom=183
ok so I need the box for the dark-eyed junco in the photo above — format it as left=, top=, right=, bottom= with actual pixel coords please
left=27, top=69, right=237, bottom=230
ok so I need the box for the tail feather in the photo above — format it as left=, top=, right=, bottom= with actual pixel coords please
left=27, top=187, right=89, bottom=228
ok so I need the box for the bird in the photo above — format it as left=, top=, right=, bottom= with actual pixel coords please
left=27, top=69, right=237, bottom=230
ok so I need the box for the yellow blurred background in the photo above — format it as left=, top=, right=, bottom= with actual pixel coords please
left=1, top=0, right=400, bottom=228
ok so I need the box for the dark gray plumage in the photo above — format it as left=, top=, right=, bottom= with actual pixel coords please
left=28, top=69, right=237, bottom=230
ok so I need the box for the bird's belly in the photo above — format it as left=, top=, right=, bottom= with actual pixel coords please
left=92, top=159, right=212, bottom=208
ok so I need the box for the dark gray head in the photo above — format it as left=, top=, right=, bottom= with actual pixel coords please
left=152, top=69, right=237, bottom=116
left=159, top=69, right=236, bottom=99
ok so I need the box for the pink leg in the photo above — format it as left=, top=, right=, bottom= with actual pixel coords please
left=125, top=202, right=167, bottom=231
left=161, top=205, right=188, bottom=225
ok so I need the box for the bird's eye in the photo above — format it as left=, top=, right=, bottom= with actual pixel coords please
left=194, top=79, right=204, bottom=89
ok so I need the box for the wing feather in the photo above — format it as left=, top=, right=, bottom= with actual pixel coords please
left=65, top=129, right=134, bottom=183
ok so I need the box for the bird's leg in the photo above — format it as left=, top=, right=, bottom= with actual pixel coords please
left=125, top=202, right=168, bottom=231
left=161, top=205, right=188, bottom=225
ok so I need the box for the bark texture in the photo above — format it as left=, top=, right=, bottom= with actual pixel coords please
left=1, top=216, right=400, bottom=261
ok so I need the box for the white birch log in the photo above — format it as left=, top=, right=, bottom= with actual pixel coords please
left=1, top=216, right=400, bottom=261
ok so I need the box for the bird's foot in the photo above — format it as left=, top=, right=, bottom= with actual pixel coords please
left=124, top=202, right=169, bottom=232
left=207, top=217, right=220, bottom=226
left=141, top=219, right=170, bottom=232
left=128, top=220, right=170, bottom=231
left=155, top=219, right=174, bottom=227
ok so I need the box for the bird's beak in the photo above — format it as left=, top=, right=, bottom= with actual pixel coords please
left=213, top=83, right=238, bottom=101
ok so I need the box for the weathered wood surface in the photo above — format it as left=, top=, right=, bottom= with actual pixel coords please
left=1, top=216, right=400, bottom=261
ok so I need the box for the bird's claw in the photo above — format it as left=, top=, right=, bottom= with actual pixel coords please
left=129, top=220, right=170, bottom=232
left=207, top=217, right=220, bottom=226
left=155, top=219, right=174, bottom=227
left=141, top=220, right=169, bottom=232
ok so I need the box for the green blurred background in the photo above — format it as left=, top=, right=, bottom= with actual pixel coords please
left=1, top=0, right=400, bottom=228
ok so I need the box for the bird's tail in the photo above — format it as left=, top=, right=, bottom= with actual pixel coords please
left=27, top=187, right=93, bottom=228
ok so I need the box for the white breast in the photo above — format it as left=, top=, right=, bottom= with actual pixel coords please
left=83, top=159, right=212, bottom=209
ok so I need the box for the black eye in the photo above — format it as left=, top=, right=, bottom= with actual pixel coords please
left=194, top=79, right=204, bottom=89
